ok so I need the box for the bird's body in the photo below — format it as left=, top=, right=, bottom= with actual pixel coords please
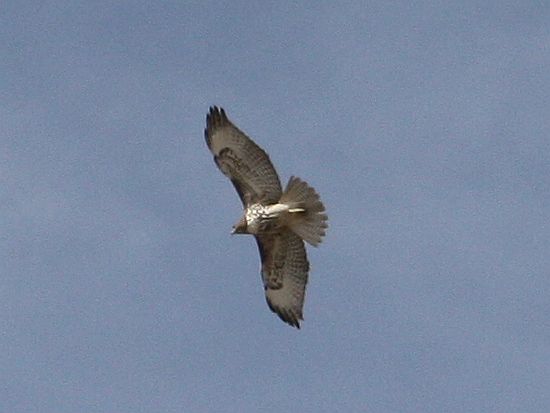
left=204, top=106, right=327, bottom=328
left=245, top=203, right=275, bottom=234
left=235, top=203, right=295, bottom=235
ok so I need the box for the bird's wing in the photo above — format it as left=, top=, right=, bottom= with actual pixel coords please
left=205, top=106, right=282, bottom=206
left=255, top=231, right=309, bottom=328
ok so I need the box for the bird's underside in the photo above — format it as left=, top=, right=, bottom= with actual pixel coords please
left=205, top=106, right=328, bottom=328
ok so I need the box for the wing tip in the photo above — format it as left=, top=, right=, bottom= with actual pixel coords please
left=206, top=105, right=228, bottom=125
left=266, top=297, right=303, bottom=329
left=205, top=106, right=230, bottom=148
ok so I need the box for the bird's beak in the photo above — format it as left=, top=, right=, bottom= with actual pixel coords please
left=232, top=216, right=247, bottom=235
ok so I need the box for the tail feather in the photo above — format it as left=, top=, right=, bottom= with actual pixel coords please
left=280, top=176, right=328, bottom=246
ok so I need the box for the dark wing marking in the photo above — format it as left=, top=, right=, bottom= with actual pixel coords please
left=205, top=106, right=282, bottom=205
left=255, top=231, right=309, bottom=328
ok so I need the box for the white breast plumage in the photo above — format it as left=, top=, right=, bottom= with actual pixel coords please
left=245, top=204, right=267, bottom=232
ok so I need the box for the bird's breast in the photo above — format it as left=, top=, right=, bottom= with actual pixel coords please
left=245, top=204, right=282, bottom=234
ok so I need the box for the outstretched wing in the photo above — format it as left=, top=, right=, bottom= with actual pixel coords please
left=256, top=231, right=309, bottom=328
left=205, top=106, right=282, bottom=205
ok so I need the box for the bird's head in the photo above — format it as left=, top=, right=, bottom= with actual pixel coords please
left=231, top=215, right=247, bottom=234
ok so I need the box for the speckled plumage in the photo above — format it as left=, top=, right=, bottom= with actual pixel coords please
left=205, top=106, right=327, bottom=328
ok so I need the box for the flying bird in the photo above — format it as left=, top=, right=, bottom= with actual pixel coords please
left=204, top=106, right=328, bottom=328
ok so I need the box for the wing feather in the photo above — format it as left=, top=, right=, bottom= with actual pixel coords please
left=255, top=231, right=309, bottom=328
left=205, top=106, right=282, bottom=205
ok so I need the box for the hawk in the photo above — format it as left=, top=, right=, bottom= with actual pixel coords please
left=204, top=106, right=328, bottom=328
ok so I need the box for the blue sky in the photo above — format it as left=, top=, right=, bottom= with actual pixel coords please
left=2, top=1, right=550, bottom=412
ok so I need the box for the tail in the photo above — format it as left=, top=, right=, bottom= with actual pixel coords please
left=280, top=176, right=328, bottom=246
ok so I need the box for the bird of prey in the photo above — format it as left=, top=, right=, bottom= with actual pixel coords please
left=204, top=106, right=327, bottom=328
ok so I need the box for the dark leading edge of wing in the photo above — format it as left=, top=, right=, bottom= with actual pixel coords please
left=204, top=106, right=282, bottom=205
